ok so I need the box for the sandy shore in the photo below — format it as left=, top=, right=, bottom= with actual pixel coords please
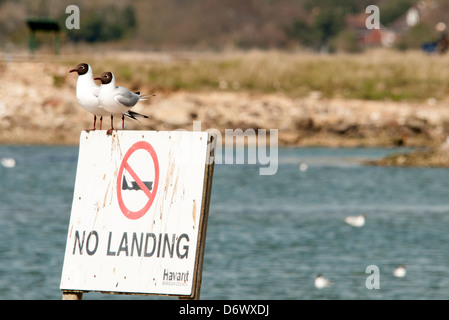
left=2, top=60, right=449, bottom=154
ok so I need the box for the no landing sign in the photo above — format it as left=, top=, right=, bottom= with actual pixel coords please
left=60, top=130, right=215, bottom=298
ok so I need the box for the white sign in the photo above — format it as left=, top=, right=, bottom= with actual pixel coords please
left=60, top=130, right=214, bottom=296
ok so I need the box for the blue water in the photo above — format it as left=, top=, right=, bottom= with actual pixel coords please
left=1, top=145, right=449, bottom=300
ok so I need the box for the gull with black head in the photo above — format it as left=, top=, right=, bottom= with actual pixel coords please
left=94, top=71, right=148, bottom=135
left=69, top=63, right=110, bottom=131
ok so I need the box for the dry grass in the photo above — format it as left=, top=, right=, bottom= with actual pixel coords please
left=61, top=48, right=449, bottom=101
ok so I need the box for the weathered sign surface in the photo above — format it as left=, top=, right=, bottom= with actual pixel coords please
left=60, top=130, right=214, bottom=297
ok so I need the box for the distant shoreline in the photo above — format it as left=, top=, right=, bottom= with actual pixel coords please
left=2, top=50, right=449, bottom=167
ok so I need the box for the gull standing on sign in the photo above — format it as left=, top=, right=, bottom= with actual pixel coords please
left=69, top=63, right=110, bottom=131
left=95, top=71, right=148, bottom=135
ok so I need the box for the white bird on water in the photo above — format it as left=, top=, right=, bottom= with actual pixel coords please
left=1, top=158, right=15, bottom=168
left=94, top=71, right=149, bottom=135
left=69, top=63, right=110, bottom=131
left=344, top=214, right=366, bottom=227
left=393, top=264, right=406, bottom=278
left=314, top=274, right=333, bottom=289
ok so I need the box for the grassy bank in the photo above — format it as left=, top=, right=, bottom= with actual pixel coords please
left=61, top=49, right=449, bottom=101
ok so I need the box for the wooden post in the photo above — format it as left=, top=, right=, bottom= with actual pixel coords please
left=29, top=30, right=36, bottom=55
left=54, top=31, right=60, bottom=55
left=62, top=291, right=83, bottom=300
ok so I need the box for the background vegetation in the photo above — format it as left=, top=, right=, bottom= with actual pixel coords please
left=60, top=49, right=449, bottom=102
left=4, top=0, right=449, bottom=103
left=0, top=0, right=444, bottom=51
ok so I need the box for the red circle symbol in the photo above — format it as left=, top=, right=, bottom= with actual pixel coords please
left=117, top=141, right=159, bottom=220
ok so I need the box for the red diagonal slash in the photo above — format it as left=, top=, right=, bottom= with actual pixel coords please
left=117, top=141, right=159, bottom=220
left=124, top=162, right=152, bottom=199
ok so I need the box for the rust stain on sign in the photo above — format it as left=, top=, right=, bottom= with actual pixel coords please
left=192, top=200, right=197, bottom=225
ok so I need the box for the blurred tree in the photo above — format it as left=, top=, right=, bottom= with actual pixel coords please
left=66, top=5, right=137, bottom=43
left=287, top=0, right=372, bottom=50
left=378, top=0, right=415, bottom=26
left=331, top=29, right=362, bottom=53
left=396, top=23, right=434, bottom=50
left=286, top=9, right=345, bottom=50
left=313, top=9, right=345, bottom=49
left=304, top=0, right=360, bottom=12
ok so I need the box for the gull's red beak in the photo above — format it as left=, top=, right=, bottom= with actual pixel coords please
left=93, top=77, right=101, bottom=81
left=69, top=68, right=76, bottom=73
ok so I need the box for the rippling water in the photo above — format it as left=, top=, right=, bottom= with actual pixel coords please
left=1, top=145, right=449, bottom=299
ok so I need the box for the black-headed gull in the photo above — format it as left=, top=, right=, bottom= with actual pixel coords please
left=94, top=71, right=148, bottom=135
left=69, top=63, right=110, bottom=131
left=314, top=274, right=333, bottom=289
left=344, top=214, right=365, bottom=227
left=393, top=264, right=406, bottom=278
